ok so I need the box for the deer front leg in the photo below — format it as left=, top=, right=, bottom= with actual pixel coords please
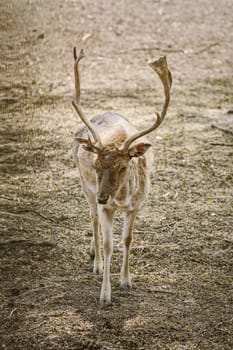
left=98, top=207, right=115, bottom=305
left=120, top=211, right=137, bottom=289
left=77, top=171, right=103, bottom=274
left=90, top=206, right=103, bottom=274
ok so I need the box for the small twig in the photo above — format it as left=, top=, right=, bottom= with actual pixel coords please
left=0, top=209, right=73, bottom=230
left=148, top=288, right=176, bottom=294
left=16, top=321, right=47, bottom=333
left=9, top=308, right=17, bottom=318
left=132, top=47, right=185, bottom=53
left=21, top=285, right=55, bottom=296
left=210, top=143, right=233, bottom=147
left=211, top=124, right=233, bottom=136
left=0, top=195, right=13, bottom=201
left=134, top=227, right=162, bottom=234
left=0, top=239, right=55, bottom=247
left=194, top=42, right=220, bottom=54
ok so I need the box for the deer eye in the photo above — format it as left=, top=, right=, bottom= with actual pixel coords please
left=119, top=166, right=127, bottom=173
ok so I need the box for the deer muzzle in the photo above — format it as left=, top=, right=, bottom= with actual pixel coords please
left=97, top=195, right=109, bottom=205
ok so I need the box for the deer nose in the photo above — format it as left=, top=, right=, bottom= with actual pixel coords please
left=97, top=195, right=109, bottom=205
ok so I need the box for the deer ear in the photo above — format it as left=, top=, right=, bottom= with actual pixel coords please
left=76, top=137, right=98, bottom=153
left=128, top=143, right=151, bottom=157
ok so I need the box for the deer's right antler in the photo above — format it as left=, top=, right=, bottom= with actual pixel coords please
left=72, top=47, right=103, bottom=149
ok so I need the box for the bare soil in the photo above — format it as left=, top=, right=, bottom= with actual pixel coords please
left=0, top=1, right=233, bottom=349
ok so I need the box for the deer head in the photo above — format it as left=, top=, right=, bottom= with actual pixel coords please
left=76, top=138, right=151, bottom=204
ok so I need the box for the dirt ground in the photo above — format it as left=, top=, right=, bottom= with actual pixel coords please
left=0, top=0, right=233, bottom=349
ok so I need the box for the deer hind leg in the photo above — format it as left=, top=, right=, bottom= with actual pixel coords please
left=120, top=211, right=137, bottom=289
left=98, top=207, right=115, bottom=305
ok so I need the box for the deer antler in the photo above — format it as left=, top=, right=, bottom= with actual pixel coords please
left=73, top=47, right=85, bottom=103
left=72, top=47, right=103, bottom=149
left=150, top=56, right=172, bottom=120
left=121, top=56, right=172, bottom=152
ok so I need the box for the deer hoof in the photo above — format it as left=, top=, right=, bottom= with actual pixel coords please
left=90, top=250, right=95, bottom=260
left=89, top=242, right=95, bottom=259
left=100, top=294, right=111, bottom=305
left=100, top=285, right=111, bottom=305
left=93, top=260, right=103, bottom=274
left=120, top=280, right=132, bottom=290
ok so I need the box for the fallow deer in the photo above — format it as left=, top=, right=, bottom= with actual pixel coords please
left=72, top=47, right=172, bottom=304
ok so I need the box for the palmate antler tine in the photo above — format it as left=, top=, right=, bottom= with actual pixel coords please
left=149, top=56, right=172, bottom=121
left=121, top=56, right=172, bottom=152
left=72, top=47, right=103, bottom=149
